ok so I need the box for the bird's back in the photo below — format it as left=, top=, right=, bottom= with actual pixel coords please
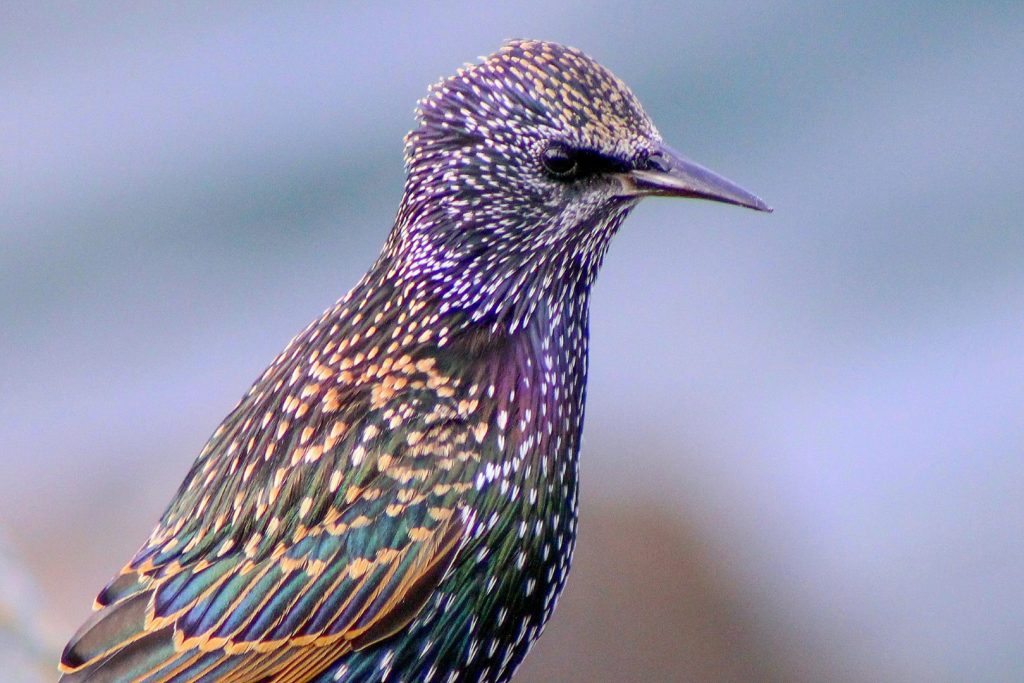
left=60, top=267, right=588, bottom=682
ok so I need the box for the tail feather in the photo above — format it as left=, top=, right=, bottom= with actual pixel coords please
left=60, top=591, right=150, bottom=672
left=59, top=625, right=174, bottom=683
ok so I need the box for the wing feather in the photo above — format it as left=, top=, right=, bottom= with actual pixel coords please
left=61, top=377, right=477, bottom=682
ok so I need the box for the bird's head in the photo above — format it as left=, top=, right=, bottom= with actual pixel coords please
left=393, top=39, right=770, bottom=324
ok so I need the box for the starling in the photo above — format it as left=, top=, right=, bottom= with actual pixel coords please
left=59, top=39, right=770, bottom=683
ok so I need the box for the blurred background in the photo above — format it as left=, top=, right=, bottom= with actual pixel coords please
left=2, top=2, right=1022, bottom=681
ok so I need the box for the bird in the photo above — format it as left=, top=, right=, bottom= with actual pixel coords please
left=59, top=39, right=770, bottom=683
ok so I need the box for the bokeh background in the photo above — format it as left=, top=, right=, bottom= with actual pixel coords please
left=3, top=2, right=1023, bottom=681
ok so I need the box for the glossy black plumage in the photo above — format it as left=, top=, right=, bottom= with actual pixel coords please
left=59, top=39, right=769, bottom=683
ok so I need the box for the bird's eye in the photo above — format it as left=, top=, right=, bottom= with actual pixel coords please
left=643, top=149, right=672, bottom=173
left=541, top=144, right=579, bottom=179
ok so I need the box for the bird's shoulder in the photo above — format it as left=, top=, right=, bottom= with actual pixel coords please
left=59, top=304, right=502, bottom=680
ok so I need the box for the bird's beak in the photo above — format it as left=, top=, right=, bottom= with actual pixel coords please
left=617, top=144, right=772, bottom=212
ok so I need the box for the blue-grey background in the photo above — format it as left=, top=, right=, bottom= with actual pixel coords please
left=3, top=2, right=1022, bottom=681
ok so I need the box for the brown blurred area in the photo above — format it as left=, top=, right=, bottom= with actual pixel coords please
left=517, top=504, right=850, bottom=683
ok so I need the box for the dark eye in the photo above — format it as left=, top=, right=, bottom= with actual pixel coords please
left=643, top=149, right=672, bottom=173
left=541, top=144, right=579, bottom=179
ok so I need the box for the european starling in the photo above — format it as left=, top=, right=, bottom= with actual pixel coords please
left=59, top=39, right=770, bottom=682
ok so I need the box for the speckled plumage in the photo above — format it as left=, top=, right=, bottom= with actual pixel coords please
left=60, top=40, right=769, bottom=683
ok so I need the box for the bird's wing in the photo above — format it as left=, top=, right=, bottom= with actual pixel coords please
left=59, top=363, right=484, bottom=682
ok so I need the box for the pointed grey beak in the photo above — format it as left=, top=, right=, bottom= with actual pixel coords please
left=617, top=144, right=772, bottom=212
